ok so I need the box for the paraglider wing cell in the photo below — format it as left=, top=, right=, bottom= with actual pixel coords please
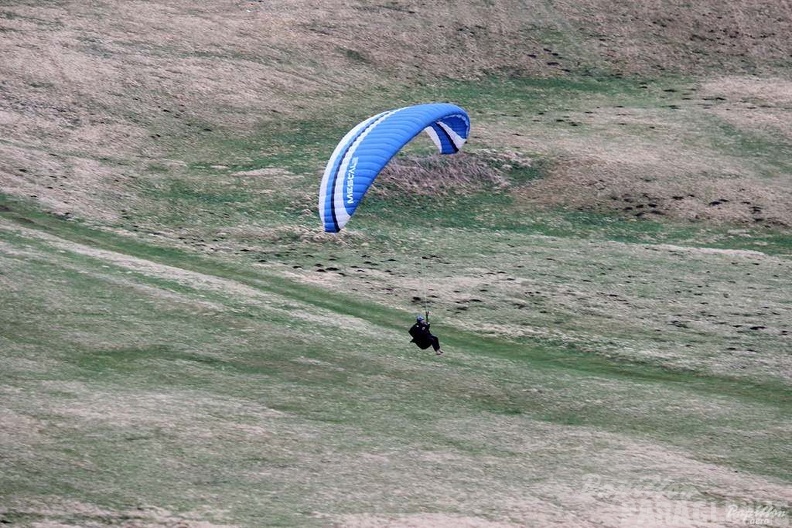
left=318, top=103, right=471, bottom=232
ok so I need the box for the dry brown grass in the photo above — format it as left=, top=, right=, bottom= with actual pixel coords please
left=2, top=0, right=791, bottom=224
left=375, top=152, right=511, bottom=197
left=474, top=76, right=792, bottom=226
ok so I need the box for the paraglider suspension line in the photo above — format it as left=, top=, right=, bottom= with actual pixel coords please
left=419, top=256, right=429, bottom=323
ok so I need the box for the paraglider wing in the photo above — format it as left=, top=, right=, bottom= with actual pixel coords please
left=318, top=103, right=470, bottom=233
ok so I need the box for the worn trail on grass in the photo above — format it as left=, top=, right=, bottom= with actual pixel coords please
left=2, top=211, right=788, bottom=406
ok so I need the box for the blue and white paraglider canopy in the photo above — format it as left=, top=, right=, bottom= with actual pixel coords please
left=318, top=103, right=471, bottom=233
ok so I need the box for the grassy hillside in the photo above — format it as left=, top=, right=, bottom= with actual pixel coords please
left=1, top=1, right=790, bottom=527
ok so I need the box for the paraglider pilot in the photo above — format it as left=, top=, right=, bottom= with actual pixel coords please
left=409, top=315, right=443, bottom=355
